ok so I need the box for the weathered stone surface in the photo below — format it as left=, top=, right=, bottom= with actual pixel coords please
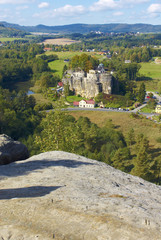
left=0, top=151, right=161, bottom=240
left=62, top=69, right=112, bottom=98
left=0, top=134, right=29, bottom=165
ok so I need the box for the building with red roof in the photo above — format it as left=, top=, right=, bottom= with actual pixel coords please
left=79, top=99, right=95, bottom=108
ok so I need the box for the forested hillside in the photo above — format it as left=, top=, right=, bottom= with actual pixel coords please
left=0, top=36, right=160, bottom=185
left=3, top=22, right=161, bottom=34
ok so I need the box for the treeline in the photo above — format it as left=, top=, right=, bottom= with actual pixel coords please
left=0, top=87, right=160, bottom=184
left=0, top=43, right=60, bottom=88
left=0, top=88, right=41, bottom=140
left=69, top=53, right=99, bottom=72
left=34, top=108, right=160, bottom=185
left=44, top=33, right=161, bottom=53
left=0, top=25, right=27, bottom=37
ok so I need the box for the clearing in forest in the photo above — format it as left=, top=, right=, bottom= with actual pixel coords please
left=42, top=38, right=81, bottom=45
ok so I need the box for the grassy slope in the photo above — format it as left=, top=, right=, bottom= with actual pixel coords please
left=47, top=51, right=106, bottom=77
left=139, top=62, right=161, bottom=79
left=138, top=62, right=161, bottom=91
left=0, top=37, right=25, bottom=41
left=69, top=110, right=161, bottom=149
left=49, top=60, right=67, bottom=77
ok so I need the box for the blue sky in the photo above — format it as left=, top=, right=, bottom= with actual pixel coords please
left=0, top=0, right=161, bottom=26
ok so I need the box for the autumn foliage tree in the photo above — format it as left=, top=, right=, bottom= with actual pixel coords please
left=70, top=53, right=99, bottom=72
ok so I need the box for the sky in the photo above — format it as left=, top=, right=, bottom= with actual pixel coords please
left=0, top=0, right=161, bottom=26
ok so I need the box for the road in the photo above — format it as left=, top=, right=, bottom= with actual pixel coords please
left=46, top=91, right=161, bottom=118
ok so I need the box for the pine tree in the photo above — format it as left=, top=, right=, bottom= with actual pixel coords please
left=138, top=83, right=146, bottom=103
left=132, top=135, right=152, bottom=181
left=126, top=128, right=135, bottom=146
left=112, top=147, right=131, bottom=172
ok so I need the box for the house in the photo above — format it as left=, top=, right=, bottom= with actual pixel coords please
left=57, top=82, right=63, bottom=87
left=125, top=60, right=131, bottom=64
left=155, top=104, right=161, bottom=114
left=79, top=100, right=95, bottom=108
left=73, top=101, right=79, bottom=107
left=44, top=47, right=52, bottom=51
left=97, top=63, right=105, bottom=74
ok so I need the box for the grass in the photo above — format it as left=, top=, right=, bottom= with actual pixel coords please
left=140, top=106, right=155, bottom=113
left=0, top=37, right=25, bottom=42
left=137, top=61, right=161, bottom=91
left=48, top=60, right=67, bottom=77
left=45, top=51, right=106, bottom=60
left=139, top=62, right=161, bottom=80
left=136, top=79, right=160, bottom=92
left=66, top=96, right=86, bottom=103
left=68, top=110, right=161, bottom=148
left=47, top=51, right=106, bottom=78
left=32, top=93, right=53, bottom=104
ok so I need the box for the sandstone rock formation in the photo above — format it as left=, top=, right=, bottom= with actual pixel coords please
left=0, top=151, right=161, bottom=240
left=62, top=69, right=112, bottom=98
left=0, top=134, right=29, bottom=165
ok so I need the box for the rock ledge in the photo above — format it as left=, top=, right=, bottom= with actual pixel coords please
left=0, top=151, right=161, bottom=240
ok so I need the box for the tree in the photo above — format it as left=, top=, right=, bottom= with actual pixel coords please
left=112, top=147, right=131, bottom=172
left=126, top=128, right=135, bottom=146
left=35, top=105, right=81, bottom=152
left=64, top=83, right=70, bottom=98
left=62, top=64, right=68, bottom=76
left=132, top=134, right=152, bottom=181
left=131, top=145, right=152, bottom=181
left=138, top=83, right=146, bottom=103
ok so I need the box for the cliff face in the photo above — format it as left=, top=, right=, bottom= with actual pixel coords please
left=0, top=151, right=161, bottom=240
left=62, top=70, right=112, bottom=98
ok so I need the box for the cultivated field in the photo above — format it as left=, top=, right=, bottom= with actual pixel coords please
left=42, top=38, right=81, bottom=46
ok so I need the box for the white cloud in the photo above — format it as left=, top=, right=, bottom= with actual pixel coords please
left=16, top=5, right=28, bottom=10
left=38, top=2, right=49, bottom=9
left=0, top=0, right=33, bottom=4
left=123, top=0, right=149, bottom=2
left=147, top=4, right=161, bottom=14
left=52, top=4, right=86, bottom=17
left=34, top=4, right=86, bottom=19
left=113, top=11, right=123, bottom=16
left=90, top=0, right=118, bottom=12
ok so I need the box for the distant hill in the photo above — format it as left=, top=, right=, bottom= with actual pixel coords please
left=0, top=23, right=28, bottom=37
left=2, top=22, right=161, bottom=34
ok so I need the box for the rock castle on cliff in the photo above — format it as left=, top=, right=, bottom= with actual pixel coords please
left=62, top=64, right=113, bottom=98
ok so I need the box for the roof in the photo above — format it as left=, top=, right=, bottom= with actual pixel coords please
left=73, top=101, right=79, bottom=106
left=58, top=82, right=63, bottom=87
left=85, top=100, right=95, bottom=104
left=79, top=99, right=95, bottom=104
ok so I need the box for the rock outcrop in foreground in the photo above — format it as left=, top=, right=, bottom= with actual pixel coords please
left=0, top=134, right=29, bottom=165
left=0, top=151, right=161, bottom=240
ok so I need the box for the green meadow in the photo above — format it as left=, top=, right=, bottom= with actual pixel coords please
left=139, top=62, right=161, bottom=79
left=0, top=37, right=25, bottom=42
left=48, top=60, right=68, bottom=77
left=137, top=62, right=161, bottom=91
left=47, top=51, right=106, bottom=77
left=45, top=51, right=102, bottom=60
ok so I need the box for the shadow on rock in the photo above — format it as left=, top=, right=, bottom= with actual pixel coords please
left=0, top=185, right=62, bottom=200
left=0, top=159, right=95, bottom=177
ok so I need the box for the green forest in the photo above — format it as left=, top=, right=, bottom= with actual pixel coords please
left=0, top=33, right=161, bottom=185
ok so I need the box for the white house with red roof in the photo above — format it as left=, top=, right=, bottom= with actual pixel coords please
left=79, top=99, right=95, bottom=108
